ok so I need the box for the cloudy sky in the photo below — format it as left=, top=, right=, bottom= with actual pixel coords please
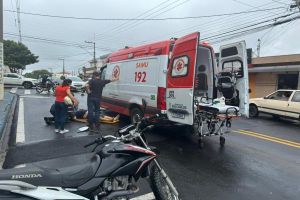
left=4, top=0, right=300, bottom=73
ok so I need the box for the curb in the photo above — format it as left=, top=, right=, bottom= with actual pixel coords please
left=0, top=92, right=18, bottom=168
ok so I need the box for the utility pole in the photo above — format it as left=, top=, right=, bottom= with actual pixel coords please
left=257, top=39, right=261, bottom=57
left=16, top=0, right=22, bottom=43
left=0, top=0, right=3, bottom=100
left=85, top=41, right=96, bottom=69
left=58, top=58, right=65, bottom=76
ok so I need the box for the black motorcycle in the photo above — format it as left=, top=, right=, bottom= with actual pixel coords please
left=0, top=114, right=179, bottom=200
left=36, top=79, right=56, bottom=94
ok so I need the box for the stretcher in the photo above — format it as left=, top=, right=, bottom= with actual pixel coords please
left=194, top=99, right=240, bottom=148
left=73, top=118, right=119, bottom=124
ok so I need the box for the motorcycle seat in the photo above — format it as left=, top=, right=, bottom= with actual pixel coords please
left=0, top=153, right=101, bottom=188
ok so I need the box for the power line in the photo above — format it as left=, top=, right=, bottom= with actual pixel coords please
left=132, top=1, right=284, bottom=45
left=4, top=32, right=115, bottom=51
left=202, top=12, right=299, bottom=41
left=93, top=0, right=189, bottom=45
left=209, top=15, right=300, bottom=44
left=97, top=0, right=174, bottom=36
left=4, top=7, right=285, bottom=21
left=271, top=0, right=290, bottom=6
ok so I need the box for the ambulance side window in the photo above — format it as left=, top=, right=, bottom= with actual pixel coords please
left=100, top=67, right=107, bottom=80
left=171, top=56, right=189, bottom=77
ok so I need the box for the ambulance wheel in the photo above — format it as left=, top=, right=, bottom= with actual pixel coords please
left=130, top=107, right=144, bottom=124
left=220, top=136, right=225, bottom=147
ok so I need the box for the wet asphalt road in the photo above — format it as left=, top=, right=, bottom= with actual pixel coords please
left=3, top=88, right=300, bottom=200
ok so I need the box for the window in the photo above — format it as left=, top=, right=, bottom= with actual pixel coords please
left=291, top=92, right=300, bottom=102
left=68, top=76, right=83, bottom=82
left=101, top=67, right=107, bottom=80
left=171, top=56, right=189, bottom=77
left=7, top=74, right=19, bottom=78
left=267, top=91, right=293, bottom=101
left=221, top=46, right=238, bottom=57
left=222, top=60, right=243, bottom=78
left=277, top=74, right=298, bottom=90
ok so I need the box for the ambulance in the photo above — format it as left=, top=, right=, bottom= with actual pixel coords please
left=101, top=32, right=249, bottom=124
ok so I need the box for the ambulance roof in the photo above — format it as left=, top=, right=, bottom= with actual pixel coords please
left=108, top=40, right=174, bottom=62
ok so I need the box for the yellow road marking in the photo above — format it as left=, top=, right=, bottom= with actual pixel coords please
left=233, top=130, right=300, bottom=149
left=238, top=130, right=300, bottom=146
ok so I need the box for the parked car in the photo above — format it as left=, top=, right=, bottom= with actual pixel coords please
left=66, top=76, right=85, bottom=92
left=249, top=90, right=300, bottom=120
left=3, top=73, right=38, bottom=89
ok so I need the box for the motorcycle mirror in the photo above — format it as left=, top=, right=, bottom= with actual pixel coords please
left=78, top=126, right=89, bottom=133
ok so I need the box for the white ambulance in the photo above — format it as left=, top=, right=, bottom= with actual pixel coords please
left=101, top=32, right=249, bottom=124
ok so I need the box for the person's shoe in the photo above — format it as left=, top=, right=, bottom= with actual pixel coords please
left=54, top=129, right=59, bottom=133
left=59, top=129, right=69, bottom=134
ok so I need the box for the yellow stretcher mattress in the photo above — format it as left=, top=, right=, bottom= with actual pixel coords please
left=74, top=118, right=119, bottom=124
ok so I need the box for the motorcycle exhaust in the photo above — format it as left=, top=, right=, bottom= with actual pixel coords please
left=103, top=185, right=139, bottom=200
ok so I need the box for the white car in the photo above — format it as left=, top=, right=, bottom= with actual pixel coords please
left=249, top=90, right=300, bottom=120
left=67, top=76, right=86, bottom=92
left=3, top=73, right=38, bottom=89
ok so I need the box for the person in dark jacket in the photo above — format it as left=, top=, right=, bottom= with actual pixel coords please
left=86, top=71, right=116, bottom=130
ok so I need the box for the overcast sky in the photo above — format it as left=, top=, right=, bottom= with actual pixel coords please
left=4, top=0, right=300, bottom=73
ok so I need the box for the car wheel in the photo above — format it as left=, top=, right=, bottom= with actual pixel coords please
left=249, top=104, right=259, bottom=118
left=23, top=82, right=33, bottom=89
left=130, top=107, right=143, bottom=124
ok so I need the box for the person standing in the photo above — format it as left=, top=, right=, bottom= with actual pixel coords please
left=86, top=71, right=115, bottom=130
left=54, top=79, right=78, bottom=134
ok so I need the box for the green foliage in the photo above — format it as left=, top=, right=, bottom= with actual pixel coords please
left=24, top=69, right=52, bottom=79
left=4, top=40, right=39, bottom=73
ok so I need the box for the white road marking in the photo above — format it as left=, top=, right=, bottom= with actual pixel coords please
left=19, top=95, right=50, bottom=99
left=24, top=89, right=31, bottom=95
left=10, top=87, right=18, bottom=94
left=131, top=193, right=155, bottom=200
left=16, top=98, right=25, bottom=144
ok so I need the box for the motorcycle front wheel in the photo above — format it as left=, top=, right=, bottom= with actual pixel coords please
left=149, top=165, right=179, bottom=200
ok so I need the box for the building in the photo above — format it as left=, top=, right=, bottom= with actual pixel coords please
left=82, top=53, right=110, bottom=79
left=249, top=54, right=300, bottom=98
left=53, top=71, right=71, bottom=78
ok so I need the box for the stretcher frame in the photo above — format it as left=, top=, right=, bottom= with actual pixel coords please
left=194, top=99, right=240, bottom=148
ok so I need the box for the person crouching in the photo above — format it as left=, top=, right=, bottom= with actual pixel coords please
left=54, top=79, right=78, bottom=134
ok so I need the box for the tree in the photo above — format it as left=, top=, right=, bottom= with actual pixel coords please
left=4, top=40, right=39, bottom=73
left=24, top=69, right=52, bottom=79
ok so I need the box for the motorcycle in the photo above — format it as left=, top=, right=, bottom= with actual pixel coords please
left=0, top=114, right=179, bottom=200
left=36, top=80, right=56, bottom=94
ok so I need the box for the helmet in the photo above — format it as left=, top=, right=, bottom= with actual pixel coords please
left=64, top=96, right=73, bottom=105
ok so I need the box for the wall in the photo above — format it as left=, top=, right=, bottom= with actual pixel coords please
left=253, top=73, right=277, bottom=98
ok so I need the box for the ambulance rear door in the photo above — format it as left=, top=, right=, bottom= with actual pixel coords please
left=219, top=41, right=249, bottom=117
left=166, top=32, right=199, bottom=125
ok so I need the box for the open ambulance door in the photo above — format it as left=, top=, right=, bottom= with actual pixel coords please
left=166, top=32, right=199, bottom=125
left=218, top=41, right=249, bottom=117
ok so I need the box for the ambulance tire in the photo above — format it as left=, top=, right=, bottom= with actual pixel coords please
left=130, top=107, right=144, bottom=124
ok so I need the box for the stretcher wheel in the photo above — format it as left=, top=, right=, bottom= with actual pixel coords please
left=220, top=136, right=225, bottom=147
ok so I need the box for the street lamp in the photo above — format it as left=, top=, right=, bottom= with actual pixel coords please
left=58, top=58, right=65, bottom=76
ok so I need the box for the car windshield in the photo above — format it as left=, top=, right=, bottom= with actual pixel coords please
left=68, top=76, right=83, bottom=82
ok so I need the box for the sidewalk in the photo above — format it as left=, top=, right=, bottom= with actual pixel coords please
left=0, top=91, right=18, bottom=168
